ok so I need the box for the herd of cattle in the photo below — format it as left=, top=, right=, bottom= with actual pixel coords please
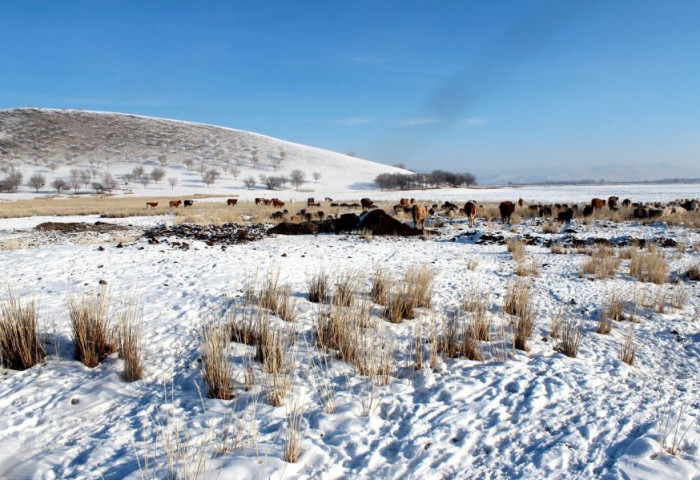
left=145, top=195, right=699, bottom=229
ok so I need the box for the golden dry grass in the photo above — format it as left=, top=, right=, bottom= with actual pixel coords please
left=0, top=293, right=45, bottom=370
left=629, top=245, right=668, bottom=284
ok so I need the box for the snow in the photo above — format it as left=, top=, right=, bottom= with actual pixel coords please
left=1, top=184, right=699, bottom=479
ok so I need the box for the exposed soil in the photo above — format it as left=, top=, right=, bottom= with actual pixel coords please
left=35, top=221, right=129, bottom=233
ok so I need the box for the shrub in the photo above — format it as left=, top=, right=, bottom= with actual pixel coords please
left=515, top=258, right=539, bottom=277
left=332, top=270, right=360, bottom=308
left=383, top=287, right=414, bottom=323
left=504, top=280, right=534, bottom=351
left=579, top=245, right=620, bottom=279
left=67, top=291, right=115, bottom=367
left=404, top=264, right=435, bottom=309
left=0, top=294, right=45, bottom=370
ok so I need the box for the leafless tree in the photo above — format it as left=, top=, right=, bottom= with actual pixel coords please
left=313, top=172, right=321, bottom=183
left=51, top=178, right=69, bottom=194
left=231, top=166, right=241, bottom=179
left=151, top=167, right=166, bottom=183
left=70, top=169, right=81, bottom=193
left=243, top=176, right=257, bottom=190
left=28, top=173, right=46, bottom=193
left=290, top=169, right=305, bottom=189
left=102, top=173, right=117, bottom=192
left=202, top=168, right=220, bottom=187
left=79, top=169, right=92, bottom=188
left=168, top=177, right=179, bottom=190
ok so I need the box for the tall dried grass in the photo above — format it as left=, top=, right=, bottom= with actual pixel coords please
left=629, top=245, right=668, bottom=284
left=620, top=325, right=636, bottom=366
left=201, top=321, right=234, bottom=400
left=0, top=294, right=45, bottom=370
left=67, top=290, right=115, bottom=367
left=558, top=317, right=584, bottom=358
left=579, top=245, right=620, bottom=279
left=370, top=267, right=390, bottom=305
left=116, top=301, right=143, bottom=381
left=308, top=268, right=330, bottom=304
left=506, top=238, right=526, bottom=261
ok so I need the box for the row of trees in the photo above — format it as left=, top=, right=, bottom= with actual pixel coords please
left=375, top=170, right=477, bottom=190
left=243, top=169, right=320, bottom=190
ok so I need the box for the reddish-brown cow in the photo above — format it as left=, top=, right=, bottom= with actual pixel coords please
left=591, top=198, right=606, bottom=210
left=608, top=196, right=619, bottom=210
left=272, top=199, right=285, bottom=207
left=361, top=198, right=373, bottom=211
left=146, top=202, right=158, bottom=209
left=400, top=198, right=409, bottom=207
left=227, top=199, right=238, bottom=206
left=169, top=200, right=181, bottom=208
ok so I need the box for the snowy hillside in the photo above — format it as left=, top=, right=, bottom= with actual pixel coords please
left=0, top=108, right=410, bottom=199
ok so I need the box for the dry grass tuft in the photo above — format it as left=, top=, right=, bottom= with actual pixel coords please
left=370, top=267, right=390, bottom=305
left=515, top=258, right=539, bottom=277
left=67, top=290, right=115, bottom=367
left=201, top=320, right=234, bottom=400
left=308, top=268, right=330, bottom=304
left=383, top=287, right=414, bottom=323
left=0, top=294, right=45, bottom=370
left=466, top=255, right=480, bottom=271
left=283, top=394, right=304, bottom=462
left=261, top=329, right=293, bottom=406
left=550, top=307, right=564, bottom=338
left=506, top=238, right=526, bottom=261
left=404, top=264, right=435, bottom=309
left=332, top=270, right=360, bottom=307
left=504, top=280, right=535, bottom=351
left=670, top=287, right=689, bottom=310
left=542, top=221, right=558, bottom=234
left=116, top=301, right=143, bottom=381
left=579, top=245, right=620, bottom=279
left=620, top=325, right=636, bottom=366
left=629, top=245, right=668, bottom=284
left=462, top=286, right=491, bottom=341
left=254, top=269, right=297, bottom=322
left=686, top=265, right=700, bottom=281
left=557, top=317, right=584, bottom=358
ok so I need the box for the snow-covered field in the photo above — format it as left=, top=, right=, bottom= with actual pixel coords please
left=1, top=184, right=699, bottom=480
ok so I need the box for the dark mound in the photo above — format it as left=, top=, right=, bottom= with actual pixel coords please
left=359, top=209, right=423, bottom=236
left=268, top=222, right=320, bottom=235
left=35, top=221, right=127, bottom=233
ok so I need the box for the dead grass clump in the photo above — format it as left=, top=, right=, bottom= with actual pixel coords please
left=438, top=315, right=459, bottom=358
left=550, top=244, right=568, bottom=255
left=332, top=270, right=360, bottom=307
left=0, top=239, right=22, bottom=251
left=515, top=258, right=539, bottom=277
left=629, top=245, right=669, bottom=284
left=557, top=317, right=583, bottom=358
left=261, top=330, right=293, bottom=406
left=507, top=238, right=526, bottom=261
left=116, top=302, right=143, bottom=381
left=466, top=255, right=480, bottom=271
left=462, top=286, right=491, bottom=341
left=579, top=245, right=620, bottom=279
left=670, top=287, right=689, bottom=310
left=283, top=394, right=304, bottom=462
left=599, top=289, right=625, bottom=333
left=550, top=307, right=564, bottom=338
left=383, top=287, right=414, bottom=323
left=201, top=321, right=234, bottom=400
left=404, top=264, right=435, bottom=309
left=542, top=221, right=558, bottom=234
left=370, top=267, right=390, bottom=305
left=308, top=268, right=330, bottom=304
left=620, top=325, right=636, bottom=366
left=67, top=291, right=115, bottom=367
left=654, top=286, right=668, bottom=314
left=504, top=280, right=534, bottom=351
left=0, top=294, right=45, bottom=370
left=255, top=269, right=297, bottom=322
left=460, top=318, right=483, bottom=361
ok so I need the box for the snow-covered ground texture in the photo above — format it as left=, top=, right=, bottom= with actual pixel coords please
left=1, top=186, right=700, bottom=480
left=0, top=108, right=410, bottom=200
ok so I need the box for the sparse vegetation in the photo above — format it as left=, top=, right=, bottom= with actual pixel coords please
left=67, top=290, right=115, bottom=368
left=201, top=320, right=234, bottom=400
left=0, top=293, right=45, bottom=370
left=629, top=245, right=668, bottom=284
left=579, top=245, right=620, bottom=279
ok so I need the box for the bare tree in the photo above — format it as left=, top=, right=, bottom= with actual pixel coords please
left=202, top=168, right=220, bottom=187
left=102, top=173, right=117, bottom=192
left=183, top=158, right=195, bottom=170
left=69, top=169, right=81, bottom=193
left=312, top=172, right=321, bottom=183
left=158, top=154, right=168, bottom=167
left=168, top=177, right=179, bottom=190
left=151, top=167, right=166, bottom=183
left=79, top=169, right=92, bottom=188
left=261, top=175, right=284, bottom=190
left=28, top=173, right=46, bottom=193
left=271, top=156, right=283, bottom=171
left=132, top=165, right=145, bottom=178
left=51, top=178, right=69, bottom=194
left=139, top=174, right=151, bottom=188
left=0, top=170, right=22, bottom=193
left=251, top=151, right=260, bottom=169
left=48, top=161, right=58, bottom=172
left=230, top=166, right=241, bottom=179
left=243, top=176, right=257, bottom=190
left=290, top=169, right=306, bottom=189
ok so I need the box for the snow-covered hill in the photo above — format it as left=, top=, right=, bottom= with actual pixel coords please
left=0, top=108, right=411, bottom=199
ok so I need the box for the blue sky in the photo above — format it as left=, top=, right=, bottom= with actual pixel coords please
left=2, top=1, right=700, bottom=182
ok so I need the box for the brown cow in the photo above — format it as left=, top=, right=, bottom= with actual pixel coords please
left=226, top=199, right=238, bottom=207
left=608, top=196, right=619, bottom=210
left=622, top=198, right=631, bottom=208
left=464, top=201, right=478, bottom=227
left=498, top=201, right=515, bottom=224
left=263, top=199, right=272, bottom=206
left=307, top=197, right=315, bottom=207
left=272, top=199, right=285, bottom=207
left=146, top=202, right=158, bottom=209
left=518, top=198, right=525, bottom=208
left=591, top=198, right=605, bottom=210
left=169, top=200, right=182, bottom=208
left=361, top=198, right=373, bottom=211
left=410, top=198, right=416, bottom=205
left=325, top=197, right=333, bottom=202
left=400, top=198, right=409, bottom=207
left=412, top=204, right=428, bottom=230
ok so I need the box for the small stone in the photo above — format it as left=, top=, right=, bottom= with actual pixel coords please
left=281, top=253, right=287, bottom=257
left=99, top=279, right=107, bottom=285
left=71, top=398, right=80, bottom=405
left=116, top=242, right=123, bottom=248
left=97, top=246, right=105, bottom=251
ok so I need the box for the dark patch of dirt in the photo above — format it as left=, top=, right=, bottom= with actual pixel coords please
left=143, top=223, right=267, bottom=247
left=35, top=221, right=129, bottom=233
left=268, top=222, right=320, bottom=235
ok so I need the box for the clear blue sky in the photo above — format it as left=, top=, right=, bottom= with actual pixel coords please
left=2, top=1, right=699, bottom=182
